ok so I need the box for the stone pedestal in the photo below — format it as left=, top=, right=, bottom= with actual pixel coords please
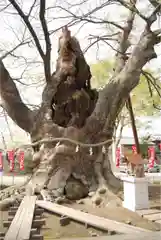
left=122, top=176, right=149, bottom=212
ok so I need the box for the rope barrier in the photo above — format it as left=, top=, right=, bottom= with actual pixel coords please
left=19, top=137, right=113, bottom=148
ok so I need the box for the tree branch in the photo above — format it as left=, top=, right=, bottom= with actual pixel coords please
left=114, top=0, right=137, bottom=74
left=8, top=0, right=44, bottom=59
left=27, top=0, right=37, bottom=17
left=142, top=70, right=161, bottom=111
left=0, top=3, right=11, bottom=12
left=7, top=0, right=53, bottom=82
left=0, top=41, right=30, bottom=60
left=84, top=2, right=159, bottom=138
left=39, top=0, right=51, bottom=82
left=0, top=60, right=33, bottom=133
left=51, top=5, right=124, bottom=30
left=149, top=0, right=161, bottom=14
left=117, top=0, right=146, bottom=21
left=84, top=34, right=120, bottom=55
left=146, top=76, right=161, bottom=110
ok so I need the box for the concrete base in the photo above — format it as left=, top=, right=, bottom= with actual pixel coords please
left=122, top=176, right=149, bottom=212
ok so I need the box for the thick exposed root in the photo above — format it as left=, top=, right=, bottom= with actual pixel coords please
left=21, top=144, right=123, bottom=206
left=91, top=184, right=122, bottom=207
left=0, top=138, right=122, bottom=208
left=0, top=193, right=25, bottom=210
left=0, top=197, right=17, bottom=211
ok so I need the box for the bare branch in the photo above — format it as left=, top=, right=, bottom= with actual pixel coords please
left=8, top=0, right=45, bottom=60
left=76, top=17, right=124, bottom=30
left=149, top=0, right=161, bottom=8
left=49, top=19, right=78, bottom=35
left=149, top=0, right=161, bottom=14
left=27, top=0, right=37, bottom=17
left=12, top=64, right=44, bottom=87
left=89, top=33, right=119, bottom=41
left=8, top=0, right=54, bottom=82
left=0, top=41, right=30, bottom=60
left=0, top=60, right=33, bottom=133
left=83, top=39, right=99, bottom=54
left=39, top=0, right=51, bottom=82
left=49, top=1, right=113, bottom=20
left=142, top=70, right=161, bottom=89
left=147, top=2, right=161, bottom=25
left=142, top=70, right=161, bottom=99
left=0, top=3, right=11, bottom=12
left=117, top=0, right=147, bottom=21
left=145, top=74, right=161, bottom=111
left=114, top=0, right=137, bottom=74
left=87, top=33, right=129, bottom=55
left=50, top=5, right=124, bottom=30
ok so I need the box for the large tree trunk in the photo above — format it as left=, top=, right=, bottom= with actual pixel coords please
left=0, top=6, right=159, bottom=205
left=27, top=28, right=122, bottom=202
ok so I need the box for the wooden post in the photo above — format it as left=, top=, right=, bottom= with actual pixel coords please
left=126, top=96, right=140, bottom=154
left=126, top=96, right=144, bottom=177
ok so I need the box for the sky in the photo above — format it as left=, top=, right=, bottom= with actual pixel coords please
left=0, top=0, right=161, bottom=148
left=117, top=117, right=161, bottom=138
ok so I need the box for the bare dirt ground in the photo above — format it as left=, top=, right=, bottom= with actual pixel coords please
left=42, top=185, right=161, bottom=239
left=149, top=184, right=161, bottom=208
left=0, top=185, right=160, bottom=239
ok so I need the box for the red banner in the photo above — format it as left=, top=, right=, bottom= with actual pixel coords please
left=116, top=148, right=120, bottom=167
left=0, top=152, right=3, bottom=171
left=7, top=150, right=15, bottom=171
left=18, top=151, right=24, bottom=171
left=149, top=147, right=155, bottom=168
left=159, top=143, right=161, bottom=151
left=132, top=145, right=137, bottom=154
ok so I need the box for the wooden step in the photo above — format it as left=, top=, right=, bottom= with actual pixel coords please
left=136, top=209, right=161, bottom=217
left=4, top=196, right=37, bottom=240
left=144, top=213, right=161, bottom=222
left=36, top=201, right=150, bottom=234
left=32, top=219, right=45, bottom=228
left=30, top=234, right=43, bottom=240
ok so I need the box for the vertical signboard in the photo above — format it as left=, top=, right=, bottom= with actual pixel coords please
left=149, top=147, right=155, bottom=168
left=116, top=147, right=120, bottom=167
left=7, top=150, right=15, bottom=171
left=18, top=151, right=25, bottom=171
left=132, top=145, right=137, bottom=154
left=0, top=152, right=3, bottom=173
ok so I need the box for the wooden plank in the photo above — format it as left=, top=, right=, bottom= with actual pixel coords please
left=144, top=213, right=161, bottom=221
left=136, top=209, right=161, bottom=216
left=36, top=201, right=150, bottom=234
left=4, top=197, right=28, bottom=240
left=156, top=220, right=161, bottom=224
left=32, top=219, right=45, bottom=228
left=4, top=196, right=37, bottom=240
left=47, top=232, right=161, bottom=240
left=16, top=196, right=37, bottom=240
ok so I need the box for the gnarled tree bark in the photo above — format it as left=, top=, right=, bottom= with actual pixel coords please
left=0, top=0, right=160, bottom=206
left=0, top=60, right=33, bottom=133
